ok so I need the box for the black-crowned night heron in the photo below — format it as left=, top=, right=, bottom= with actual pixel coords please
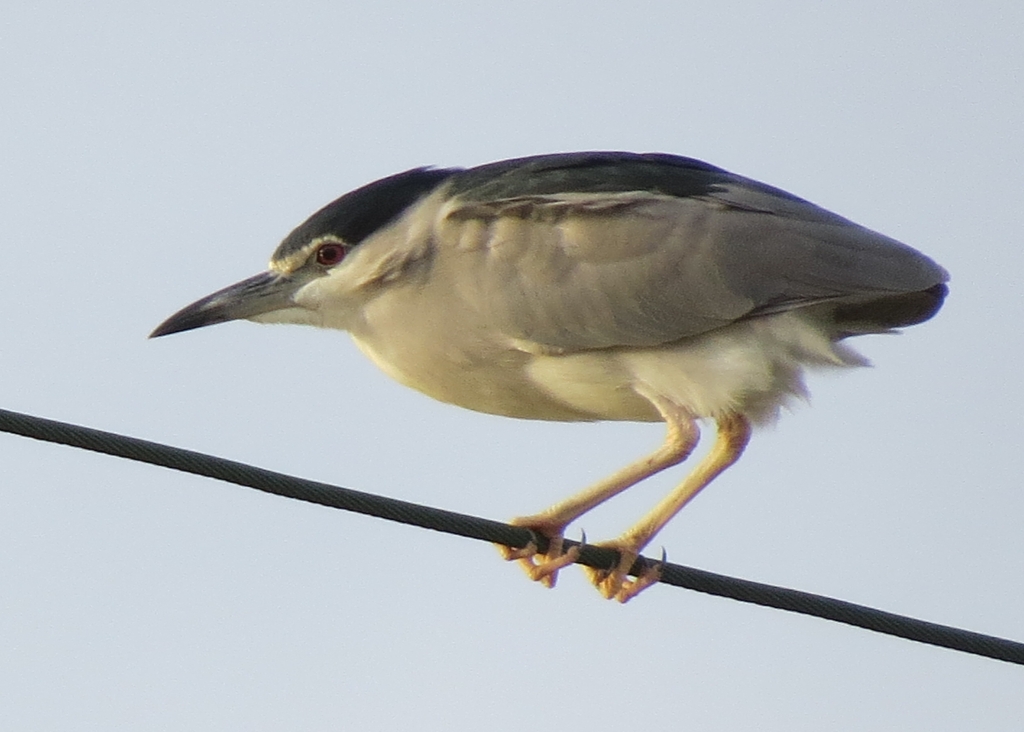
left=152, top=152, right=948, bottom=602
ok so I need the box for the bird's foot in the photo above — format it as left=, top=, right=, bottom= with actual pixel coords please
left=496, top=518, right=581, bottom=588
left=583, top=540, right=665, bottom=603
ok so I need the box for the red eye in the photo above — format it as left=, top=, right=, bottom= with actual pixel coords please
left=315, top=243, right=347, bottom=266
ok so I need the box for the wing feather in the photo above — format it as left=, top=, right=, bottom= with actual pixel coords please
left=430, top=156, right=947, bottom=351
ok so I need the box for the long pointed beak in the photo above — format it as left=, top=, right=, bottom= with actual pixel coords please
left=150, top=271, right=301, bottom=338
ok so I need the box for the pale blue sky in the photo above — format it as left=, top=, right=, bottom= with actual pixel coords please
left=2, top=2, right=1023, bottom=729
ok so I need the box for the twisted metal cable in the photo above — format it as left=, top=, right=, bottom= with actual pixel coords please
left=2, top=406, right=1021, bottom=665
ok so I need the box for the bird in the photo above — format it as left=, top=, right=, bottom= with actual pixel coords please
left=151, top=151, right=948, bottom=602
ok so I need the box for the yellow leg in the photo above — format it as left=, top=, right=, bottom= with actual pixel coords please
left=498, top=396, right=700, bottom=588
left=585, top=413, right=752, bottom=602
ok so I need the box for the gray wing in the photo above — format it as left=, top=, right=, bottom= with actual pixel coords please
left=435, top=154, right=948, bottom=351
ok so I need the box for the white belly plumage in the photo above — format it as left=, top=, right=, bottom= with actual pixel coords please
left=353, top=307, right=865, bottom=425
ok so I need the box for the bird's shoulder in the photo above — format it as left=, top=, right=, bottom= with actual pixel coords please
left=449, top=152, right=730, bottom=201
left=443, top=152, right=851, bottom=227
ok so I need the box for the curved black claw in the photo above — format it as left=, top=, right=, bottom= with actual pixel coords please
left=575, top=529, right=588, bottom=552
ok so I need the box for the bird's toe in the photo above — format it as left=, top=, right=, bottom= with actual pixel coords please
left=497, top=521, right=581, bottom=588
left=582, top=540, right=664, bottom=602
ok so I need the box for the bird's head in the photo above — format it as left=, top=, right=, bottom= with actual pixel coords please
left=150, top=166, right=456, bottom=338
